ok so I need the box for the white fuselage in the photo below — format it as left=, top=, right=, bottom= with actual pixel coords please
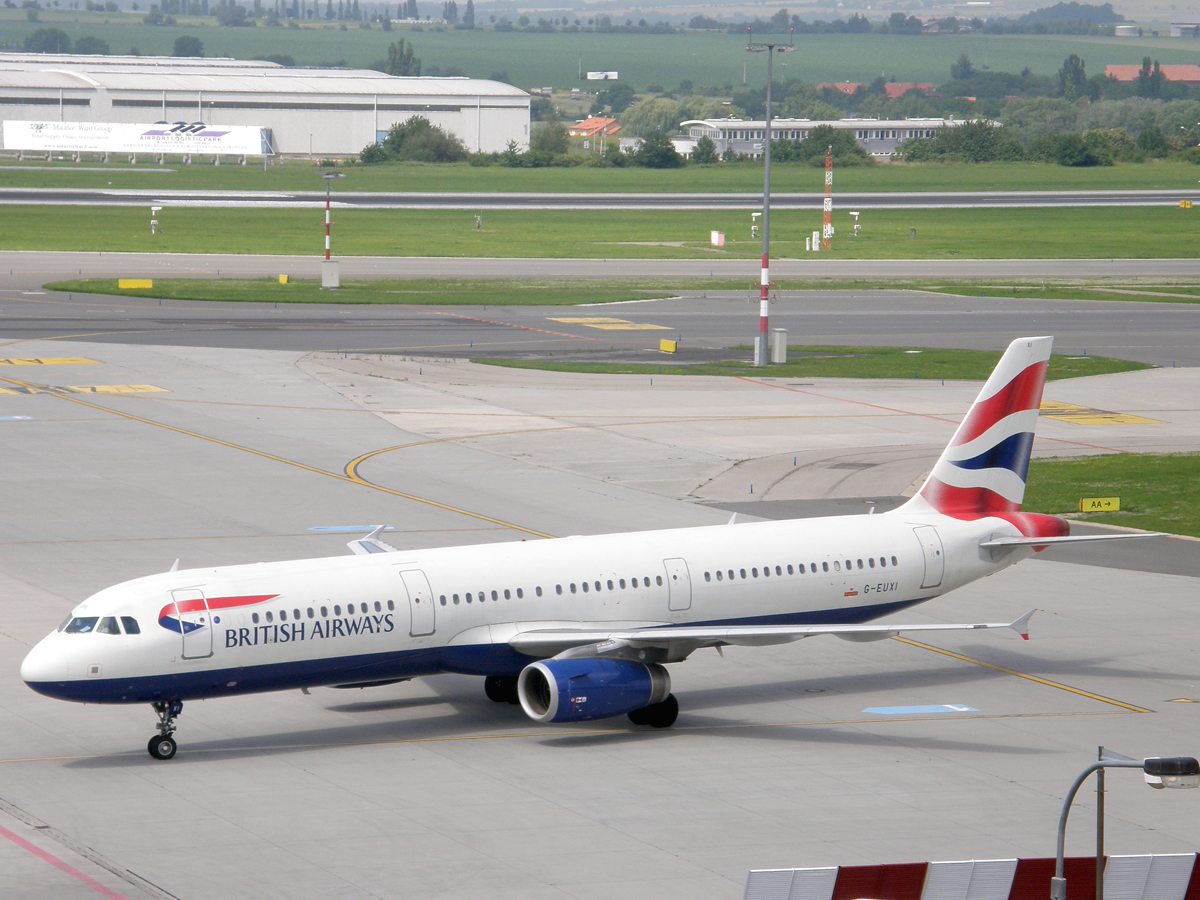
left=21, top=508, right=1027, bottom=706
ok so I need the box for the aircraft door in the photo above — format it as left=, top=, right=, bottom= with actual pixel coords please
left=913, top=526, right=945, bottom=589
left=401, top=569, right=436, bottom=637
left=171, top=589, right=213, bottom=659
left=664, top=558, right=692, bottom=611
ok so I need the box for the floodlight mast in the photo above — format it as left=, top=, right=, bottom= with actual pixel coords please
left=746, top=26, right=794, bottom=366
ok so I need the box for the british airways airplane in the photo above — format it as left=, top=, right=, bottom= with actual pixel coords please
left=21, top=337, right=1145, bottom=759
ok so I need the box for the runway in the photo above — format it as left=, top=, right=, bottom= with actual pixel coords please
left=0, top=339, right=1196, bottom=900
left=7, top=249, right=1200, bottom=281
left=4, top=188, right=1200, bottom=210
left=2, top=252, right=1199, bottom=366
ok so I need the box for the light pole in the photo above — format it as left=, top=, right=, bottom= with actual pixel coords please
left=1052, top=748, right=1198, bottom=900
left=746, top=26, right=793, bottom=367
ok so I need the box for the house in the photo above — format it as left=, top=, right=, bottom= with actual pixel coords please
left=1170, top=22, right=1200, bottom=37
left=566, top=116, right=621, bottom=138
left=1104, top=64, right=1200, bottom=85
left=883, top=82, right=938, bottom=100
left=817, top=82, right=862, bottom=96
left=682, top=116, right=975, bottom=159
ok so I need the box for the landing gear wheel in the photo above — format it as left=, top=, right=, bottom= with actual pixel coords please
left=628, top=693, right=679, bottom=729
left=484, top=676, right=520, bottom=705
left=148, top=735, right=177, bottom=760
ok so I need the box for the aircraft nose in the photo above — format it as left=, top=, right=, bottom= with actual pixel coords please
left=21, top=634, right=68, bottom=687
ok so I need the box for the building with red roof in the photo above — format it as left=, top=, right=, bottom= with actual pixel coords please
left=1104, top=64, right=1200, bottom=85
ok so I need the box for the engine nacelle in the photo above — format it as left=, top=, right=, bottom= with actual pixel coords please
left=517, top=658, right=671, bottom=724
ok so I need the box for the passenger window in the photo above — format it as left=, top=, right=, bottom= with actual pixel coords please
left=120, top=616, right=141, bottom=634
left=516, top=588, right=523, bottom=599
left=728, top=570, right=734, bottom=580
left=334, top=605, right=342, bottom=616
left=582, top=582, right=589, bottom=593
left=97, top=617, right=120, bottom=635
left=834, top=562, right=841, bottom=572
left=268, top=611, right=276, bottom=622
left=822, top=562, right=829, bottom=573
left=716, top=570, right=723, bottom=581
left=845, top=560, right=852, bottom=570
left=594, top=581, right=601, bottom=591
left=440, top=596, right=447, bottom=606
left=64, top=617, right=99, bottom=633
left=857, top=559, right=863, bottom=569
left=704, top=572, right=711, bottom=582
left=295, top=608, right=301, bottom=619
left=880, top=557, right=887, bottom=567
left=373, top=602, right=380, bottom=612
left=606, top=580, right=613, bottom=590
left=619, top=579, right=625, bottom=589
left=775, top=566, right=782, bottom=575
left=739, top=569, right=746, bottom=579
left=348, top=604, right=355, bottom=614
left=891, top=556, right=898, bottom=566
left=466, top=593, right=473, bottom=603
left=491, top=590, right=499, bottom=601
left=554, top=585, right=561, bottom=595
left=570, top=584, right=576, bottom=594
left=868, top=558, right=875, bottom=568
left=535, top=587, right=542, bottom=597
left=320, top=607, right=328, bottom=617
left=655, top=576, right=663, bottom=586
left=752, top=568, right=758, bottom=578
left=307, top=608, right=314, bottom=618
left=252, top=613, right=260, bottom=624
left=280, top=610, right=287, bottom=621
left=787, top=565, right=793, bottom=575
left=631, top=577, right=638, bottom=587
left=453, top=594, right=460, bottom=604
left=387, top=600, right=394, bottom=611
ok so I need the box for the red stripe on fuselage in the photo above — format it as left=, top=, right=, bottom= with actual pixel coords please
left=157, top=594, right=278, bottom=621
left=954, top=361, right=1048, bottom=446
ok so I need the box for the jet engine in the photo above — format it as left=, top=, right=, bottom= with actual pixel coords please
left=517, top=658, right=673, bottom=725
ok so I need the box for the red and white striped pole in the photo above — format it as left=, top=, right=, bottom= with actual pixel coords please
left=324, top=179, right=332, bottom=260
left=822, top=145, right=833, bottom=251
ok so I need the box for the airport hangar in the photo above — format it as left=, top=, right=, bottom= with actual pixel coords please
left=0, top=53, right=530, bottom=157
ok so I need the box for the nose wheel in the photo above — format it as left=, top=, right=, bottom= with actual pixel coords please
left=148, top=700, right=182, bottom=760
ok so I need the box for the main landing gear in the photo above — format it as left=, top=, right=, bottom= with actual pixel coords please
left=148, top=699, right=182, bottom=760
left=484, top=675, right=520, bottom=705
left=628, top=694, right=679, bottom=729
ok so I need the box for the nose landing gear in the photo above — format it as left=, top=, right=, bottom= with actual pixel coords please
left=148, top=700, right=182, bottom=760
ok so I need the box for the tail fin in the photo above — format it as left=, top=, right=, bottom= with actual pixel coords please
left=908, top=336, right=1053, bottom=518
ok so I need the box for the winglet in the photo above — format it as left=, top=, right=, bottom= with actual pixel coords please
left=347, top=525, right=398, bottom=556
left=728, top=513, right=737, bottom=525
left=1009, top=608, right=1036, bottom=640
left=169, top=559, right=179, bottom=573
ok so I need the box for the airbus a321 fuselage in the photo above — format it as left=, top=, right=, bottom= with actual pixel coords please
left=22, top=337, right=1145, bottom=759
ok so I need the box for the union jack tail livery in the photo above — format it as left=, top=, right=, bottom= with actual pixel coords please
left=909, top=336, right=1053, bottom=519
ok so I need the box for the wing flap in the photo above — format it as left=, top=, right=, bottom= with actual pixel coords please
left=508, top=610, right=1037, bottom=658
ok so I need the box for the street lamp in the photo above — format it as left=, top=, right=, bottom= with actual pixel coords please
left=1052, top=748, right=1199, bottom=900
left=746, top=26, right=794, bottom=367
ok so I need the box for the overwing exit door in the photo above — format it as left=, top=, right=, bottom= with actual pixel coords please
left=664, top=558, right=692, bottom=611
left=401, top=569, right=436, bottom=636
left=171, top=588, right=212, bottom=659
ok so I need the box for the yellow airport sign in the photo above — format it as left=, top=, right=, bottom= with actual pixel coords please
left=279, top=274, right=289, bottom=284
left=118, top=279, right=153, bottom=289
left=1079, top=497, right=1120, bottom=512
left=659, top=339, right=678, bottom=353
left=1182, top=200, right=1193, bottom=209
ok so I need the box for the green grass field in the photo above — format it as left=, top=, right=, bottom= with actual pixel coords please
left=5, top=160, right=1200, bottom=194
left=927, top=281, right=1200, bottom=304
left=1023, top=452, right=1200, bottom=538
left=476, top=347, right=1148, bottom=381
left=2, top=11, right=1199, bottom=89
left=43, top=277, right=696, bottom=305
left=11, top=205, right=1200, bottom=259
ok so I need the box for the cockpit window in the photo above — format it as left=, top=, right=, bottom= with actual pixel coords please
left=57, top=615, right=72, bottom=632
left=64, top=617, right=99, bottom=634
left=120, top=616, right=141, bottom=634
left=96, top=617, right=120, bottom=635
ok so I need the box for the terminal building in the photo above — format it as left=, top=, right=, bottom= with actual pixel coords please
left=679, top=117, right=972, bottom=158
left=0, top=53, right=530, bottom=157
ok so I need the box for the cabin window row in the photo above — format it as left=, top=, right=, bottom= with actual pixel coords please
left=251, top=600, right=394, bottom=624
left=702, top=556, right=899, bottom=583
left=435, top=575, right=666, bottom=606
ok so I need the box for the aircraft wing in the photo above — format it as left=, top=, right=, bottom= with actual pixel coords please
left=347, top=525, right=398, bottom=556
left=508, top=609, right=1036, bottom=660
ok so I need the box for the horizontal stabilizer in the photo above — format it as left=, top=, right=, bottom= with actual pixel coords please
left=979, top=532, right=1160, bottom=549
left=509, top=610, right=1037, bottom=658
left=347, top=525, right=398, bottom=556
